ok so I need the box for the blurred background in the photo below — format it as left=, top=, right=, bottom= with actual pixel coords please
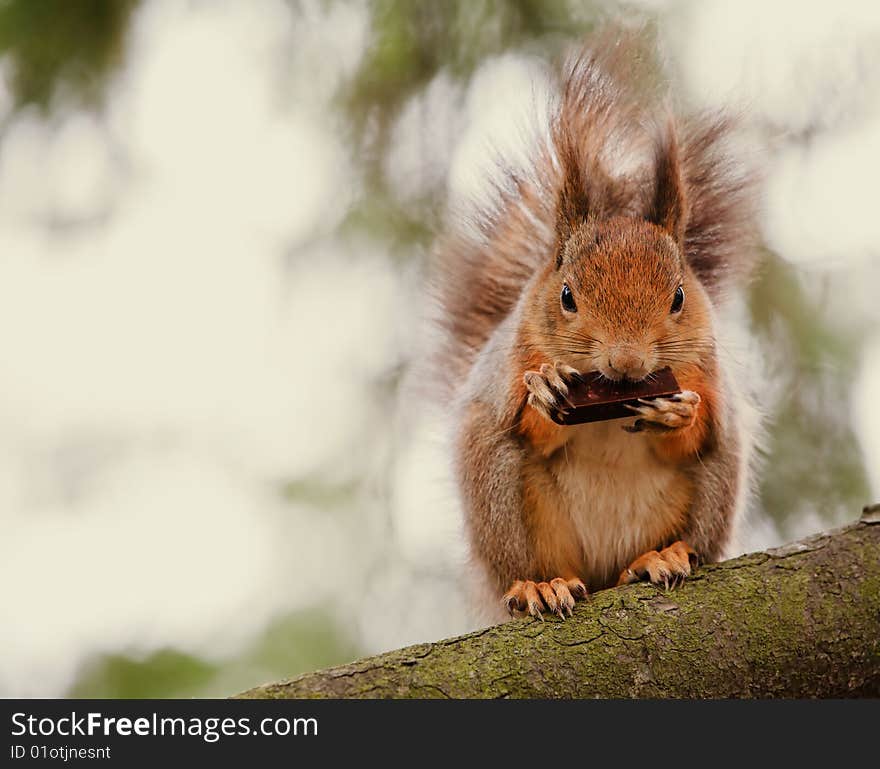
left=0, top=0, right=877, bottom=698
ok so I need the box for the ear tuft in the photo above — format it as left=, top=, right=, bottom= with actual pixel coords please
left=554, top=143, right=591, bottom=268
left=647, top=118, right=688, bottom=247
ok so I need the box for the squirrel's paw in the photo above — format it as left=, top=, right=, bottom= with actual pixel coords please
left=503, top=577, right=588, bottom=621
left=523, top=362, right=580, bottom=423
left=623, top=390, right=700, bottom=433
left=617, top=541, right=699, bottom=589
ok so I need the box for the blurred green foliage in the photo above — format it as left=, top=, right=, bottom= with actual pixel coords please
left=3, top=0, right=870, bottom=697
left=68, top=609, right=359, bottom=698
left=342, top=0, right=593, bottom=144
left=749, top=252, right=871, bottom=533
left=337, top=0, right=599, bottom=252
left=0, top=0, right=140, bottom=109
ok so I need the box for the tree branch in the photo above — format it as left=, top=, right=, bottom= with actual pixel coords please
left=238, top=512, right=880, bottom=698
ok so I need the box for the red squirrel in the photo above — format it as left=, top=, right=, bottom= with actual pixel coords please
left=431, top=33, right=758, bottom=620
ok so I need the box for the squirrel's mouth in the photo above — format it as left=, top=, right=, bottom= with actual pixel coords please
left=595, top=347, right=653, bottom=383
left=597, top=365, right=651, bottom=383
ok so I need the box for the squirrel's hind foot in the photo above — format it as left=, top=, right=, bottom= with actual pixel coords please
left=618, top=541, right=699, bottom=589
left=503, top=577, right=587, bottom=621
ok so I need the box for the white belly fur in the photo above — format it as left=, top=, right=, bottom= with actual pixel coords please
left=548, top=420, right=684, bottom=586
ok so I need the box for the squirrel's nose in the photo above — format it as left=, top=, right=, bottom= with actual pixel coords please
left=607, top=349, right=648, bottom=381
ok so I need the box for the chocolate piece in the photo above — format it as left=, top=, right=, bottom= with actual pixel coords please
left=552, top=367, right=681, bottom=426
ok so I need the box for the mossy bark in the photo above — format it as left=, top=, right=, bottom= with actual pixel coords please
left=238, top=515, right=880, bottom=699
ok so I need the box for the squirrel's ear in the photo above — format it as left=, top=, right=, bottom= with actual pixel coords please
left=647, top=120, right=688, bottom=247
left=554, top=144, right=591, bottom=268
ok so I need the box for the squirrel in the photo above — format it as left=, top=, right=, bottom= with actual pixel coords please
left=430, top=32, right=759, bottom=621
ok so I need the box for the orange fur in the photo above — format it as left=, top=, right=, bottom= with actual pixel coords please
left=516, top=396, right=563, bottom=450
left=662, top=540, right=698, bottom=572
left=652, top=363, right=718, bottom=462
left=521, top=460, right=583, bottom=578
left=513, top=342, right=568, bottom=455
left=619, top=540, right=697, bottom=586
left=503, top=576, right=587, bottom=619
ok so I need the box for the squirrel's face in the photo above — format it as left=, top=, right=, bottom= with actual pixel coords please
left=539, top=217, right=710, bottom=382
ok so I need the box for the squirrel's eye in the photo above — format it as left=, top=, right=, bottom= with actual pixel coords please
left=561, top=283, right=577, bottom=313
left=670, top=285, right=685, bottom=314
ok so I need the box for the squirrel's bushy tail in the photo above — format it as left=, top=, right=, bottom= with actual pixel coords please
left=430, top=28, right=759, bottom=397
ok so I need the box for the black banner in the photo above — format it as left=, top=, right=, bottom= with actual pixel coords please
left=1, top=699, right=876, bottom=764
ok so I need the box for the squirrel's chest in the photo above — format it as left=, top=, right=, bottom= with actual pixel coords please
left=546, top=422, right=691, bottom=585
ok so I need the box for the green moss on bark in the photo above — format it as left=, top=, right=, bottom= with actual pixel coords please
left=237, top=520, right=880, bottom=699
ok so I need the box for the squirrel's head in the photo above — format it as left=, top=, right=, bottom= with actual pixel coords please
left=532, top=121, right=713, bottom=382
left=543, top=217, right=712, bottom=382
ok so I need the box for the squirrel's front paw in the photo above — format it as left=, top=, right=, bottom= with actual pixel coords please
left=503, top=577, right=588, bottom=620
left=618, top=541, right=699, bottom=589
left=523, top=362, right=580, bottom=423
left=624, top=390, right=700, bottom=433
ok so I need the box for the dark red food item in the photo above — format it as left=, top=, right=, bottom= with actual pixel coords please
left=552, top=367, right=681, bottom=426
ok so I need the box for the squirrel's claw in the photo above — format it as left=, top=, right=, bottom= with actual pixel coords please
left=502, top=576, right=587, bottom=621
left=617, top=541, right=699, bottom=589
left=623, top=390, right=701, bottom=432
left=525, top=581, right=546, bottom=621
left=523, top=361, right=581, bottom=422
